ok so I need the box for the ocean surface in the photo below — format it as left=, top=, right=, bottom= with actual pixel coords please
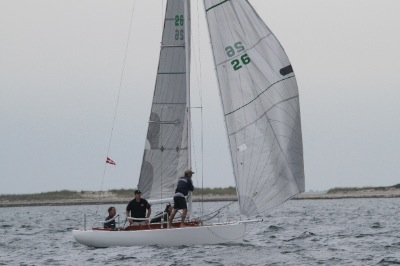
left=0, top=198, right=399, bottom=265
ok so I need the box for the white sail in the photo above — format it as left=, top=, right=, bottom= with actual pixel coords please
left=204, top=0, right=305, bottom=217
left=138, top=0, right=191, bottom=200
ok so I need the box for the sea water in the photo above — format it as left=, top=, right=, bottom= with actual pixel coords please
left=0, top=198, right=399, bottom=265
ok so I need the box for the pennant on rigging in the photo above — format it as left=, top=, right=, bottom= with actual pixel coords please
left=106, top=157, right=116, bottom=165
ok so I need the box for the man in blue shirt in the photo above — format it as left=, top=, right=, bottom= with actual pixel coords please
left=169, top=169, right=194, bottom=227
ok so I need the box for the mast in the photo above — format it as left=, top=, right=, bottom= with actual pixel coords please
left=184, top=0, right=193, bottom=218
left=184, top=0, right=191, bottom=169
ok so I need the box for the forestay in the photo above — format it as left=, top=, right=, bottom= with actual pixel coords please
left=138, top=0, right=191, bottom=200
left=204, top=0, right=305, bottom=217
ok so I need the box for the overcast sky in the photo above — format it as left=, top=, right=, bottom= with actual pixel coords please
left=1, top=0, right=399, bottom=194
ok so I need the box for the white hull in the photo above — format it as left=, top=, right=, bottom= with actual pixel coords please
left=72, top=222, right=246, bottom=247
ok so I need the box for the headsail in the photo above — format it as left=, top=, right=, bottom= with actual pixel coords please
left=138, top=0, right=191, bottom=200
left=204, top=0, right=305, bottom=217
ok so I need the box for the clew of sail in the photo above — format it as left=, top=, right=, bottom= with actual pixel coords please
left=204, top=0, right=305, bottom=217
left=138, top=0, right=191, bottom=200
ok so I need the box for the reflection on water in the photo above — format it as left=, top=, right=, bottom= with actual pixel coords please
left=0, top=199, right=400, bottom=265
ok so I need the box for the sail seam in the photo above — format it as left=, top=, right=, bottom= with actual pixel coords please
left=225, top=76, right=294, bottom=116
left=150, top=148, right=188, bottom=151
left=161, top=44, right=185, bottom=48
left=158, top=72, right=186, bottom=74
left=153, top=102, right=186, bottom=105
left=216, top=33, right=272, bottom=66
left=206, top=0, right=230, bottom=12
left=228, top=95, right=299, bottom=136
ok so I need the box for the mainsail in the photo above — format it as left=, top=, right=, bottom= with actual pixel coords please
left=138, top=0, right=191, bottom=200
left=204, top=0, right=305, bottom=217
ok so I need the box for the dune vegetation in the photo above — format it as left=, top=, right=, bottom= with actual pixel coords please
left=327, top=184, right=400, bottom=194
left=0, top=187, right=237, bottom=202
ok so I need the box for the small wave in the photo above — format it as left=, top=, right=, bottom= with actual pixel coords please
left=256, top=225, right=284, bottom=236
left=284, top=231, right=316, bottom=242
left=378, top=258, right=400, bottom=265
left=44, top=258, right=61, bottom=264
left=16, top=231, right=43, bottom=236
left=218, top=241, right=256, bottom=248
left=202, top=260, right=224, bottom=266
left=384, top=242, right=400, bottom=249
left=355, top=233, right=377, bottom=238
left=1, top=224, right=12, bottom=228
left=20, top=224, right=32, bottom=229
left=371, top=222, right=383, bottom=229
left=108, top=254, right=137, bottom=262
left=47, top=228, right=71, bottom=234
left=268, top=225, right=283, bottom=231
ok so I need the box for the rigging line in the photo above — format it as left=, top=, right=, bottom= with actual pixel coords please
left=196, top=0, right=205, bottom=217
left=160, top=0, right=164, bottom=212
left=193, top=201, right=236, bottom=220
left=97, top=0, right=137, bottom=209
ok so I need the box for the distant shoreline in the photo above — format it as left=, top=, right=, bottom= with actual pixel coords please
left=1, top=185, right=399, bottom=208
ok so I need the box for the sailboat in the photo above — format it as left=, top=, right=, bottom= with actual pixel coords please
left=73, top=0, right=304, bottom=247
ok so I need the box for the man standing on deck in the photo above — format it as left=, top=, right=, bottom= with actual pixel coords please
left=126, top=190, right=151, bottom=225
left=169, top=170, right=194, bottom=227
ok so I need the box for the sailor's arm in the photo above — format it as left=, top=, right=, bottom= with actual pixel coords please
left=188, top=178, right=194, bottom=191
left=146, top=205, right=152, bottom=218
left=125, top=205, right=130, bottom=218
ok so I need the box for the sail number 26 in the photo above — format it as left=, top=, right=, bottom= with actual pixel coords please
left=175, top=15, right=184, bottom=40
left=225, top=42, right=251, bottom=71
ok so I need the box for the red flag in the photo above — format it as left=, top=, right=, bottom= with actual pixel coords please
left=106, top=157, right=116, bottom=165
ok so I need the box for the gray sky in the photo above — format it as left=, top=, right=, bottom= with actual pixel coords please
left=1, top=0, right=399, bottom=194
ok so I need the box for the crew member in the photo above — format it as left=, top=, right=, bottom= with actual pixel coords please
left=126, top=190, right=151, bottom=225
left=169, top=170, right=194, bottom=227
left=104, top=206, right=117, bottom=229
left=150, top=203, right=172, bottom=224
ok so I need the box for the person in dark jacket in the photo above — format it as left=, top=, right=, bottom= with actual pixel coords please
left=168, top=170, right=194, bottom=227
left=150, top=204, right=172, bottom=224
left=104, top=206, right=117, bottom=229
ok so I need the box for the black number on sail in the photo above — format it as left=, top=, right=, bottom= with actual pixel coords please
left=231, top=59, right=242, bottom=70
left=175, top=29, right=184, bottom=40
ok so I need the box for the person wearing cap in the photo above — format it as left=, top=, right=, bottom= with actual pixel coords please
left=126, top=189, right=151, bottom=225
left=168, top=169, right=194, bottom=227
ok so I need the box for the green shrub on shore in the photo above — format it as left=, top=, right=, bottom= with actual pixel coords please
left=0, top=187, right=237, bottom=201
left=327, top=184, right=400, bottom=194
left=0, top=190, right=82, bottom=201
left=109, top=189, right=136, bottom=197
left=193, top=186, right=236, bottom=196
left=107, top=187, right=237, bottom=197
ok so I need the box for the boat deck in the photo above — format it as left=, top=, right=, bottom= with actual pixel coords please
left=93, top=221, right=201, bottom=232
